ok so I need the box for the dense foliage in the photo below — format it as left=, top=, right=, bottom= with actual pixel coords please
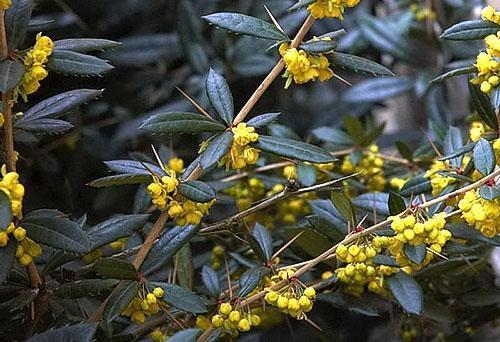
left=0, top=0, right=500, bottom=341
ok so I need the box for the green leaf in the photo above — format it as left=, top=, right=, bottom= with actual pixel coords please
left=238, top=266, right=269, bottom=298
left=0, top=59, right=24, bottom=92
left=104, top=159, right=164, bottom=176
left=491, top=87, right=500, bottom=109
left=152, top=282, right=207, bottom=313
left=331, top=191, right=354, bottom=223
left=206, top=68, right=234, bottom=125
left=297, top=163, right=317, bottom=186
left=448, top=223, right=500, bottom=246
left=469, top=83, right=498, bottom=129
left=387, top=271, right=423, bottom=315
left=479, top=184, right=500, bottom=200
left=288, top=0, right=316, bottom=12
left=87, top=174, right=151, bottom=187
left=15, top=89, right=103, bottom=128
left=444, top=126, right=464, bottom=168
left=201, top=265, right=220, bottom=297
left=403, top=244, right=426, bottom=265
left=176, top=243, right=193, bottom=289
left=0, top=191, right=13, bottom=230
left=103, top=281, right=139, bottom=323
left=47, top=50, right=113, bottom=76
left=329, top=52, right=394, bottom=76
left=140, top=112, right=226, bottom=135
left=0, top=239, right=16, bottom=284
left=22, top=209, right=91, bottom=253
left=389, top=191, right=406, bottom=215
left=430, top=66, right=475, bottom=84
left=353, top=192, right=390, bottom=216
left=178, top=180, right=216, bottom=203
left=5, top=0, right=34, bottom=49
left=246, top=112, right=280, bottom=128
left=199, top=131, right=233, bottom=169
left=14, top=118, right=73, bottom=133
left=54, top=38, right=121, bottom=52
left=309, top=199, right=347, bottom=234
left=395, top=141, right=413, bottom=161
left=254, top=135, right=335, bottom=163
left=373, top=255, right=399, bottom=267
left=462, top=289, right=500, bottom=306
left=252, top=223, right=273, bottom=262
left=202, top=12, right=288, bottom=41
left=439, top=142, right=476, bottom=162
left=305, top=215, right=345, bottom=243
left=299, top=40, right=337, bottom=54
left=473, top=138, right=496, bottom=175
left=54, top=279, right=119, bottom=298
left=312, top=127, right=354, bottom=146
left=400, top=175, right=432, bottom=197
left=93, top=258, right=137, bottom=280
left=318, top=292, right=382, bottom=317
left=168, top=329, right=202, bottom=342
left=26, top=323, right=97, bottom=342
left=440, top=20, right=500, bottom=40
left=141, top=225, right=199, bottom=275
left=343, top=77, right=414, bottom=103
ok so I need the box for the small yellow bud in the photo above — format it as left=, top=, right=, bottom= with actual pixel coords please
left=153, top=287, right=164, bottom=298
left=219, top=302, right=232, bottom=316
left=304, top=287, right=316, bottom=299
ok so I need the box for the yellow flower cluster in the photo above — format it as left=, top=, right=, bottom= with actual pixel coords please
left=341, top=145, right=386, bottom=191
left=410, top=3, right=436, bottom=21
left=122, top=287, right=165, bottom=324
left=307, top=0, right=361, bottom=20
left=210, top=303, right=261, bottom=337
left=335, top=240, right=398, bottom=297
left=18, top=33, right=54, bottom=100
left=150, top=329, right=167, bottom=342
left=482, top=6, right=500, bottom=25
left=425, top=161, right=456, bottom=196
left=167, top=157, right=184, bottom=173
left=459, top=189, right=500, bottom=237
left=390, top=177, right=407, bottom=190
left=0, top=0, right=11, bottom=10
left=470, top=121, right=486, bottom=142
left=265, top=270, right=316, bottom=319
left=388, top=213, right=452, bottom=271
left=0, top=166, right=24, bottom=218
left=471, top=29, right=500, bottom=94
left=220, top=123, right=260, bottom=169
left=82, top=238, right=127, bottom=264
left=279, top=43, right=333, bottom=88
left=210, top=244, right=225, bottom=270
left=15, top=235, right=42, bottom=266
left=167, top=199, right=214, bottom=226
left=147, top=170, right=179, bottom=210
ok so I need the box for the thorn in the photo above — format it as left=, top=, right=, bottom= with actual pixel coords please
left=176, top=87, right=213, bottom=120
left=333, top=73, right=352, bottom=86
left=264, top=5, right=286, bottom=36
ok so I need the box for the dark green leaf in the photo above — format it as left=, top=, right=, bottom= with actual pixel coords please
left=439, top=142, right=476, bottom=162
left=389, top=191, right=406, bottom=215
left=0, top=191, right=13, bottom=230
left=353, top=192, right=390, bottom=216
left=343, top=77, right=414, bottom=103
left=400, top=175, right=432, bottom=197
left=93, top=258, right=137, bottom=280
left=331, top=192, right=354, bottom=223
left=318, top=292, right=382, bottom=317
left=201, top=265, right=220, bottom=297
left=305, top=215, right=345, bottom=243
left=395, top=141, right=413, bottom=161
left=168, top=328, right=201, bottom=342
left=54, top=279, right=119, bottom=298
left=54, top=38, right=120, bottom=52
left=300, top=40, right=337, bottom=54
left=26, top=323, right=97, bottom=342
left=178, top=180, right=216, bottom=203
left=254, top=135, right=335, bottom=163
left=206, top=68, right=233, bottom=125
left=491, top=87, right=500, bottom=109
left=140, top=112, right=226, bottom=135
left=87, top=174, right=151, bottom=187
left=103, top=281, right=139, bottom=323
left=462, top=289, right=500, bottom=306
left=104, top=159, right=164, bottom=176
left=47, top=50, right=113, bottom=76
left=238, top=266, right=269, bottom=297
left=22, top=209, right=91, bottom=253
left=152, top=282, right=207, bottom=313
left=403, top=244, right=427, bottom=265
left=297, top=163, right=317, bottom=186
left=14, top=118, right=73, bottom=133
left=288, top=0, right=316, bottom=12
left=141, top=225, right=199, bottom=275
left=444, top=126, right=464, bottom=168
left=246, top=112, right=280, bottom=127
left=373, top=255, right=399, bottom=267
left=199, top=131, right=233, bottom=169
left=312, top=127, right=354, bottom=146
left=473, top=138, right=496, bottom=175
left=252, top=223, right=273, bottom=262
left=469, top=83, right=498, bottom=129
left=0, top=59, right=24, bottom=92
left=0, top=239, right=16, bottom=284
left=441, top=20, right=500, bottom=40
left=5, top=0, right=34, bottom=49
left=329, top=52, right=394, bottom=76
left=479, top=184, right=500, bottom=200
left=387, top=271, right=423, bottom=315
left=309, top=199, right=347, bottom=233
left=448, top=224, right=500, bottom=246
left=430, top=66, right=475, bottom=84
left=202, top=13, right=288, bottom=41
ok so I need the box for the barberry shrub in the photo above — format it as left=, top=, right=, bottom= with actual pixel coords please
left=0, top=1, right=500, bottom=341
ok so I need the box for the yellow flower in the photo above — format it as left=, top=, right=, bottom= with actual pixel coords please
left=232, top=123, right=259, bottom=147
left=168, top=157, right=184, bottom=173
left=219, top=124, right=260, bottom=169
left=0, top=0, right=11, bottom=10
left=482, top=6, right=500, bottom=25
left=308, top=0, right=361, bottom=20
left=469, top=122, right=485, bottom=142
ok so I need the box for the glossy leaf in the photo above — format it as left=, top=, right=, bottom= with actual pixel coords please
left=441, top=20, right=500, bottom=40
left=178, top=180, right=216, bottom=203
left=444, top=127, right=464, bottom=168
left=246, top=112, right=280, bottom=127
left=473, top=138, right=496, bottom=175
left=168, top=328, right=201, bottom=342
left=331, top=192, right=354, bottom=223
left=252, top=223, right=273, bottom=262
left=329, top=52, right=394, bottom=76
left=0, top=59, right=24, bottom=92
left=0, top=191, right=13, bottom=230
left=206, top=68, right=233, bottom=125
left=312, top=127, right=354, bottom=146
left=54, top=279, right=119, bottom=298
left=388, top=191, right=406, bottom=215
left=255, top=135, right=335, bottom=163
left=491, top=87, right=500, bottom=109
left=87, top=174, right=151, bottom=187
left=140, top=112, right=226, bottom=134
left=448, top=223, right=500, bottom=246
left=201, top=265, right=220, bottom=297
left=93, top=258, right=137, bottom=280
left=152, top=282, right=207, bottom=313
left=199, top=131, right=233, bottom=169
left=343, top=77, right=414, bottom=103
left=202, top=13, right=288, bottom=41
left=238, top=266, right=269, bottom=297
left=104, top=159, right=164, bottom=176
left=469, top=83, right=498, bottom=129
left=5, top=0, right=34, bottom=49
left=403, top=244, right=426, bottom=265
left=54, top=38, right=121, bottom=52
left=47, top=50, right=113, bottom=76
left=353, top=192, right=390, bottom=216
left=300, top=40, right=337, bottom=54
left=400, top=175, right=432, bottom=197
left=479, top=184, right=500, bottom=200
left=0, top=239, right=16, bottom=284
left=430, top=66, right=475, bottom=84
left=297, top=163, right=317, bottom=186
left=26, top=323, right=97, bottom=342
left=102, top=281, right=139, bottom=323
left=387, top=271, right=423, bottom=315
